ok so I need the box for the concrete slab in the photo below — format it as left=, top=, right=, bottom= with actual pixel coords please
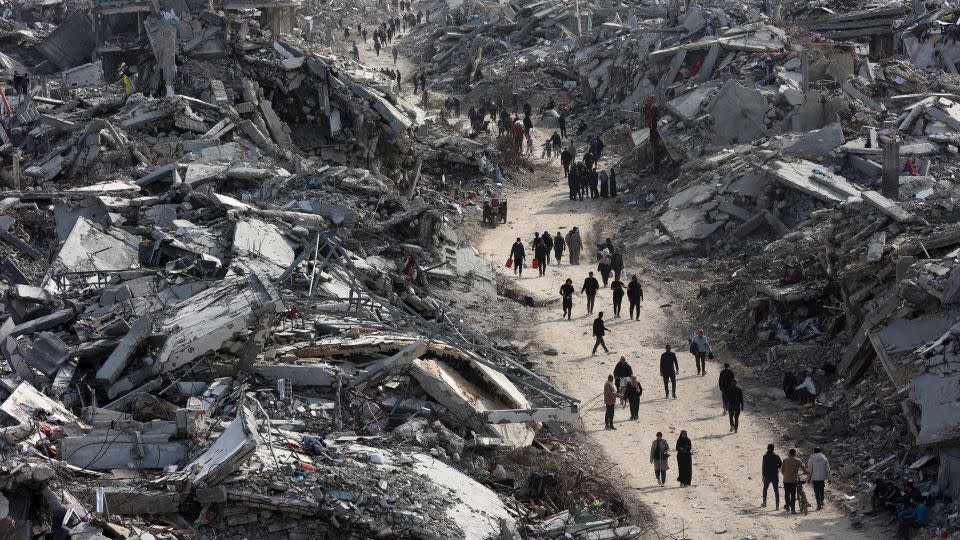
left=761, top=159, right=860, bottom=204
left=783, top=122, right=845, bottom=158
left=910, top=373, right=960, bottom=446
left=709, top=80, right=767, bottom=145
left=665, top=84, right=716, bottom=121
left=231, top=218, right=297, bottom=280
left=659, top=207, right=725, bottom=241
left=668, top=183, right=715, bottom=210
left=861, top=190, right=913, bottom=223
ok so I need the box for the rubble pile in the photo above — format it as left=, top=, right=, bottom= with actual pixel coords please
left=0, top=0, right=666, bottom=538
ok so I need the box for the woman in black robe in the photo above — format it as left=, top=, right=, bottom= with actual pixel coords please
left=676, top=430, right=692, bottom=487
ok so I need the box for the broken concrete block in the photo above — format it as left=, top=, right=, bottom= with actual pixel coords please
left=783, top=122, right=845, bottom=158
left=96, top=316, right=152, bottom=385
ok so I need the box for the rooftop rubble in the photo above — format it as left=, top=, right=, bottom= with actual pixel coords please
left=552, top=0, right=960, bottom=531
left=0, top=0, right=662, bottom=538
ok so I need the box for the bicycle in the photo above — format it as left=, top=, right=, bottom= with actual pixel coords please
left=796, top=476, right=811, bottom=516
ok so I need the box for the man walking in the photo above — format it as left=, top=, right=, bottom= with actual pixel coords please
left=534, top=237, right=548, bottom=277
left=688, top=328, right=712, bottom=376
left=558, top=111, right=567, bottom=138
left=660, top=345, right=678, bottom=399
left=613, top=356, right=633, bottom=394
left=592, top=312, right=610, bottom=355
left=561, top=147, right=573, bottom=179
left=542, top=230, right=554, bottom=264
left=782, top=449, right=808, bottom=514
left=603, top=375, right=621, bottom=430
left=807, top=447, right=830, bottom=510
left=566, top=227, right=582, bottom=264
left=726, top=379, right=744, bottom=433
left=610, top=277, right=625, bottom=318
left=560, top=278, right=575, bottom=320
left=510, top=237, right=525, bottom=278
left=718, top=363, right=735, bottom=413
left=392, top=46, right=399, bottom=64
left=627, top=276, right=643, bottom=320
left=553, top=231, right=565, bottom=264
left=581, top=271, right=600, bottom=314
left=762, top=444, right=783, bottom=510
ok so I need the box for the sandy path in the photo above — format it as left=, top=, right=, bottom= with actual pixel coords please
left=475, top=156, right=879, bottom=539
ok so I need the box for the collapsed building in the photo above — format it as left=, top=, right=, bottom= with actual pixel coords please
left=0, top=0, right=664, bottom=537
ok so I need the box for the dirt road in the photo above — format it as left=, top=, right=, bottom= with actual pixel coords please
left=476, top=161, right=879, bottom=539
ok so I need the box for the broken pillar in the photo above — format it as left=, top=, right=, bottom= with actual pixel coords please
left=882, top=138, right=900, bottom=199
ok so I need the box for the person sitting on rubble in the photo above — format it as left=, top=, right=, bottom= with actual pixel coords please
left=780, top=370, right=797, bottom=400
left=871, top=479, right=899, bottom=514
left=794, top=371, right=817, bottom=405
left=896, top=494, right=929, bottom=539
left=351, top=42, right=360, bottom=62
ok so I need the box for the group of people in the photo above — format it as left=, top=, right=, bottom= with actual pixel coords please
left=560, top=137, right=616, bottom=201
left=603, top=347, right=841, bottom=515
left=872, top=479, right=930, bottom=538
left=508, top=227, right=585, bottom=278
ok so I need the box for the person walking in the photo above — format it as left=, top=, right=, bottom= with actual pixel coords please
left=688, top=328, right=712, bottom=376
left=762, top=444, right=783, bottom=509
left=610, top=277, right=625, bottom=318
left=568, top=227, right=583, bottom=264
left=676, top=430, right=692, bottom=487
left=534, top=238, right=548, bottom=277
left=613, top=356, right=633, bottom=392
left=807, top=447, right=830, bottom=510
left=603, top=375, right=620, bottom=430
left=581, top=271, right=600, bottom=314
left=542, top=230, right=554, bottom=264
left=558, top=111, right=567, bottom=138
left=592, top=312, right=610, bottom=355
left=624, top=375, right=642, bottom=420
left=553, top=231, right=565, bottom=265
left=782, top=449, right=808, bottom=514
left=598, top=251, right=612, bottom=287
left=560, top=278, right=575, bottom=320
left=627, top=275, right=643, bottom=320
left=726, top=379, right=744, bottom=433
left=660, top=345, right=678, bottom=399
left=609, top=168, right=618, bottom=197
left=561, top=147, right=573, bottom=178
left=718, top=363, right=735, bottom=413
left=610, top=247, right=624, bottom=282
left=510, top=237, right=525, bottom=278
left=650, top=432, right=670, bottom=486
left=392, top=46, right=399, bottom=64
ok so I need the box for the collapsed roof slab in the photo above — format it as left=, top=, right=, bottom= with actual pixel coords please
left=156, top=274, right=282, bottom=373
left=44, top=217, right=141, bottom=291
left=910, top=373, right=960, bottom=446
left=760, top=159, right=861, bottom=204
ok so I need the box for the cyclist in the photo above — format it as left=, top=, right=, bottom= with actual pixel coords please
left=781, top=448, right=808, bottom=514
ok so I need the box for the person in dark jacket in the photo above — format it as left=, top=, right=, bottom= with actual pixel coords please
left=542, top=231, right=554, bottom=264
left=627, top=275, right=643, bottom=320
left=660, top=345, right=678, bottom=399
left=613, top=356, right=633, bottom=392
left=581, top=272, right=600, bottom=314
left=592, top=312, right=610, bottom=355
left=718, top=363, right=735, bottom=413
left=559, top=278, right=575, bottom=320
left=609, top=168, right=617, bottom=197
left=610, top=278, right=625, bottom=318
left=598, top=253, right=612, bottom=287
left=587, top=167, right=599, bottom=199
left=726, top=379, right=744, bottom=433
left=611, top=247, right=624, bottom=282
left=623, top=375, right=642, bottom=420
left=534, top=238, right=548, bottom=277
left=510, top=238, right=525, bottom=277
left=550, top=131, right=562, bottom=155
left=762, top=444, right=783, bottom=509
left=676, top=430, right=692, bottom=487
left=561, top=148, right=573, bottom=178
left=553, top=232, right=565, bottom=264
